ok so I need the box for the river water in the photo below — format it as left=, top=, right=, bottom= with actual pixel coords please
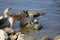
left=0, top=0, right=60, bottom=40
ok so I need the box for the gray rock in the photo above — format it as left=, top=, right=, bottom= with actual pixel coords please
left=0, top=29, right=8, bottom=40
left=3, top=27, right=14, bottom=35
left=10, top=35, right=17, bottom=40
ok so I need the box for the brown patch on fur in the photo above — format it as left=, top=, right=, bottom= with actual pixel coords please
left=8, top=13, right=27, bottom=28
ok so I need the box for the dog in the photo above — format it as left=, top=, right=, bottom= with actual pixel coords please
left=4, top=8, right=28, bottom=28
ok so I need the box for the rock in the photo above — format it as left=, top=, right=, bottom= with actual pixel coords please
left=17, top=35, right=25, bottom=40
left=17, top=32, right=34, bottom=40
left=54, top=36, right=60, bottom=40
left=20, top=28, right=29, bottom=34
left=32, top=24, right=42, bottom=30
left=3, top=27, right=15, bottom=35
left=41, top=36, right=50, bottom=40
left=10, top=35, right=17, bottom=40
left=0, top=29, right=8, bottom=40
left=0, top=24, right=8, bottom=29
left=27, top=11, right=46, bottom=18
left=26, top=23, right=42, bottom=30
left=16, top=32, right=25, bottom=40
left=0, top=17, right=7, bottom=26
left=26, top=23, right=34, bottom=29
left=10, top=32, right=34, bottom=40
left=24, top=34, right=34, bottom=40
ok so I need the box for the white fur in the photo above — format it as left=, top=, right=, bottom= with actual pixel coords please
left=4, top=8, right=11, bottom=18
left=8, top=17, right=14, bottom=25
left=0, top=16, right=4, bottom=20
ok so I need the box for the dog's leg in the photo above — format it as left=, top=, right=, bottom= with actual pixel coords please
left=20, top=20, right=25, bottom=28
left=8, top=17, right=15, bottom=28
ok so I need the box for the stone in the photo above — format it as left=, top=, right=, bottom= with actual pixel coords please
left=54, top=36, right=60, bottom=40
left=0, top=17, right=7, bottom=26
left=26, top=23, right=42, bottom=30
left=0, top=29, right=8, bottom=40
left=10, top=35, right=17, bottom=40
left=16, top=32, right=25, bottom=40
left=32, top=24, right=42, bottom=30
left=24, top=34, right=34, bottom=40
left=3, top=27, right=14, bottom=35
left=26, top=23, right=34, bottom=29
left=41, top=36, right=50, bottom=40
left=27, top=11, right=46, bottom=18
left=20, top=28, right=29, bottom=34
left=17, top=35, right=25, bottom=40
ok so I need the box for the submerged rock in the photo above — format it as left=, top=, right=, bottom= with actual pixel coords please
left=20, top=28, right=29, bottom=34
left=54, top=36, right=60, bottom=40
left=27, top=11, right=46, bottom=18
left=3, top=27, right=15, bottom=35
left=0, top=29, right=8, bottom=40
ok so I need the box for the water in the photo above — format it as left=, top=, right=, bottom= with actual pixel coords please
left=0, top=0, right=60, bottom=40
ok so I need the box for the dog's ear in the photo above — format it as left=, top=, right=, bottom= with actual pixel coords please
left=25, top=10, right=29, bottom=17
left=23, top=10, right=25, bottom=13
left=25, top=10, right=28, bottom=14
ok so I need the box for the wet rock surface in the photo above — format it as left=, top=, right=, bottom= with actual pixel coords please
left=54, top=36, right=60, bottom=40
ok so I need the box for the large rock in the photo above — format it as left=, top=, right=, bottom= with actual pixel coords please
left=0, top=29, right=8, bottom=40
left=54, top=36, right=60, bottom=40
left=26, top=23, right=42, bottom=30
left=3, top=27, right=15, bottom=35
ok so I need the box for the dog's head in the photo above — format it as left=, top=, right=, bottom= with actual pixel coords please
left=22, top=10, right=29, bottom=18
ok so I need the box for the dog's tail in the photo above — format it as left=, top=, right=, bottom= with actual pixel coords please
left=4, top=7, right=12, bottom=18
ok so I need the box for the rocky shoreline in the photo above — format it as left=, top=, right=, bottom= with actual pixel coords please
left=0, top=27, right=60, bottom=40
